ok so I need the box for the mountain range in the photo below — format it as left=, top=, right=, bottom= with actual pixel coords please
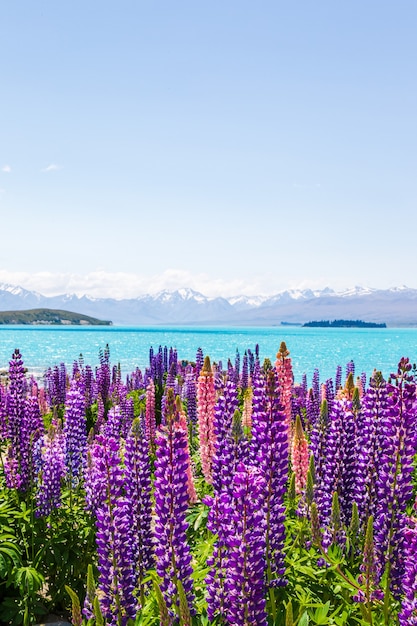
left=0, top=283, right=416, bottom=327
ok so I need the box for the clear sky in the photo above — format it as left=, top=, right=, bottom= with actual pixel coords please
left=1, top=1, right=416, bottom=299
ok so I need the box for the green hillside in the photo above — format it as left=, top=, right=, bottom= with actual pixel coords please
left=0, top=308, right=112, bottom=325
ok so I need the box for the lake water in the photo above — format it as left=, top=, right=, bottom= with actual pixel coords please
left=1, top=325, right=416, bottom=385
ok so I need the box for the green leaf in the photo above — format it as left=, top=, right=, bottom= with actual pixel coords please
left=298, top=611, right=310, bottom=626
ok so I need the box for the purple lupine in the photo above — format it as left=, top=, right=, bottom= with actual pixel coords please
left=204, top=494, right=230, bottom=621
left=35, top=423, right=66, bottom=517
left=84, top=434, right=137, bottom=624
left=124, top=419, right=154, bottom=605
left=223, top=463, right=268, bottom=626
left=373, top=358, right=417, bottom=596
left=195, top=347, right=204, bottom=375
left=183, top=370, right=197, bottom=427
left=353, top=371, right=390, bottom=524
left=102, top=405, right=124, bottom=440
left=63, top=379, right=87, bottom=484
left=250, top=366, right=289, bottom=586
left=4, top=350, right=43, bottom=491
left=211, top=379, right=245, bottom=497
left=345, top=359, right=355, bottom=381
left=153, top=389, right=195, bottom=619
left=5, top=349, right=27, bottom=447
left=241, top=351, right=249, bottom=390
left=19, top=393, right=44, bottom=488
left=96, top=344, right=111, bottom=415
left=335, top=364, right=342, bottom=392
left=315, top=396, right=358, bottom=534
left=248, top=348, right=255, bottom=377
left=398, top=518, right=417, bottom=625
left=44, top=362, right=67, bottom=409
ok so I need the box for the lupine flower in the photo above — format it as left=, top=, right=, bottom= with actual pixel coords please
left=398, top=518, right=417, bottom=625
left=373, top=358, right=417, bottom=595
left=145, top=378, right=156, bottom=447
left=176, top=396, right=197, bottom=503
left=35, top=423, right=66, bottom=517
left=250, top=367, right=289, bottom=585
left=197, top=355, right=216, bottom=483
left=124, top=419, right=155, bottom=604
left=84, top=434, right=137, bottom=624
left=64, top=379, right=87, bottom=484
left=96, top=344, right=111, bottom=415
left=242, top=386, right=253, bottom=431
left=224, top=463, right=268, bottom=626
left=153, top=389, right=195, bottom=619
left=291, top=414, right=309, bottom=495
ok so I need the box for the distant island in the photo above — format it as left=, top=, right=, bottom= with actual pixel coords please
left=303, top=319, right=386, bottom=328
left=0, top=308, right=112, bottom=326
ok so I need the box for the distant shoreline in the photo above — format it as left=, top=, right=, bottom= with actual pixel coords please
left=302, top=319, right=386, bottom=329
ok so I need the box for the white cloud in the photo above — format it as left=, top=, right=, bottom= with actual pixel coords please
left=0, top=269, right=282, bottom=299
left=2, top=165, right=11, bottom=173
left=41, top=163, right=61, bottom=173
left=0, top=269, right=373, bottom=300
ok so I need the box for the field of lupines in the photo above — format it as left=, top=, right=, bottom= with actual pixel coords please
left=0, top=342, right=416, bottom=626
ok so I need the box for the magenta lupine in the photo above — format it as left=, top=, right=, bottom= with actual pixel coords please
left=35, top=423, right=66, bottom=517
left=291, top=415, right=309, bottom=495
left=153, top=389, right=195, bottom=619
left=0, top=382, right=8, bottom=438
left=84, top=434, right=138, bottom=624
left=197, top=355, right=216, bottom=483
left=63, top=379, right=87, bottom=483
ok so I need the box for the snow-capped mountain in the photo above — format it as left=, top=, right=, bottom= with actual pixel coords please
left=0, top=283, right=417, bottom=326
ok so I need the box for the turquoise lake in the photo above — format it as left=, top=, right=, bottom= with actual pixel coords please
left=1, top=325, right=417, bottom=385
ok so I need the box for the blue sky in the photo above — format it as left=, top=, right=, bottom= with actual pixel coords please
left=1, top=1, right=416, bottom=298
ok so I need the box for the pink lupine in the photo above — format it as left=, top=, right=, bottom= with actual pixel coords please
left=197, top=355, right=216, bottom=483
left=291, top=415, right=309, bottom=495
left=275, top=342, right=294, bottom=436
left=145, top=378, right=156, bottom=448
left=176, top=396, right=197, bottom=503
left=242, top=386, right=253, bottom=431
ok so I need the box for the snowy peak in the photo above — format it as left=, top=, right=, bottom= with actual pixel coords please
left=0, top=283, right=416, bottom=326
